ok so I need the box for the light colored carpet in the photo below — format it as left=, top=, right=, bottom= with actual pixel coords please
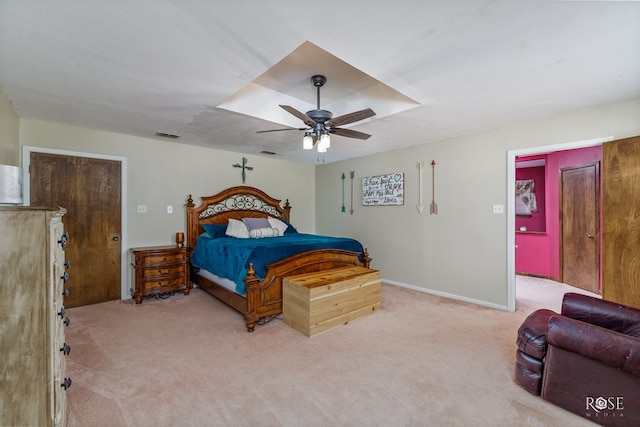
left=65, top=277, right=595, bottom=427
left=515, top=275, right=600, bottom=313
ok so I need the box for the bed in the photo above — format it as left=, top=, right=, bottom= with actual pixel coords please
left=186, top=186, right=371, bottom=332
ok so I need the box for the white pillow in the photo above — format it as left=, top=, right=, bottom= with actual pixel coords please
left=267, top=217, right=288, bottom=236
left=249, top=227, right=279, bottom=239
left=225, top=218, right=249, bottom=238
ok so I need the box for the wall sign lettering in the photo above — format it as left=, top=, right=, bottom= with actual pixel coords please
left=362, top=172, right=404, bottom=206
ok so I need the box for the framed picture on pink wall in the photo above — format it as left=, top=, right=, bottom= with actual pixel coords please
left=516, top=179, right=537, bottom=216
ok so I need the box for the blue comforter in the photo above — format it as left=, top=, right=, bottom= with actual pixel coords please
left=190, top=233, right=364, bottom=294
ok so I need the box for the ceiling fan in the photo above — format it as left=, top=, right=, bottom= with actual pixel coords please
left=257, top=75, right=376, bottom=152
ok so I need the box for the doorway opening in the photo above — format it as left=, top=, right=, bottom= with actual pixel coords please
left=507, top=136, right=612, bottom=311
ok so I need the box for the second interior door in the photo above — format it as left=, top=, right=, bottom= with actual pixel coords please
left=560, top=162, right=600, bottom=294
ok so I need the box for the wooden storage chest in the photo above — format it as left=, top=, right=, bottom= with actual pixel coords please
left=283, top=266, right=381, bottom=337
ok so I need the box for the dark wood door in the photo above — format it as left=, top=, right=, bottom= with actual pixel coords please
left=560, top=162, right=600, bottom=293
left=602, top=135, right=640, bottom=309
left=30, top=152, right=122, bottom=307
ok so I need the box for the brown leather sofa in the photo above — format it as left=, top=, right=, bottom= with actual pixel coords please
left=516, top=293, right=640, bottom=426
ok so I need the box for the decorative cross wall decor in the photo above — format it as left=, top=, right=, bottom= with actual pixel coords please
left=233, top=157, right=253, bottom=184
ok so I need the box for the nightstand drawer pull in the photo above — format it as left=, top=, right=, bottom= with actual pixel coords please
left=61, top=378, right=72, bottom=390
left=61, top=271, right=69, bottom=282
left=58, top=232, right=70, bottom=247
left=60, top=343, right=71, bottom=355
left=62, top=288, right=70, bottom=298
left=63, top=317, right=70, bottom=327
left=64, top=260, right=71, bottom=269
left=58, top=307, right=65, bottom=318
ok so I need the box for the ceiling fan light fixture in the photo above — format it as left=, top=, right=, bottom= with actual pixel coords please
left=302, top=133, right=313, bottom=150
left=319, top=132, right=330, bottom=149
left=317, top=133, right=330, bottom=153
left=258, top=74, right=376, bottom=152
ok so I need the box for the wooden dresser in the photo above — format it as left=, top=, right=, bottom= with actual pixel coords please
left=0, top=206, right=71, bottom=426
left=130, top=245, right=191, bottom=304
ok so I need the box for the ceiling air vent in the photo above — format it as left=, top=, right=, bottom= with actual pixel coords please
left=260, top=150, right=277, bottom=155
left=155, top=132, right=180, bottom=139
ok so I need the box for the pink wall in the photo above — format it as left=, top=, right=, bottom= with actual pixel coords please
left=516, top=146, right=602, bottom=282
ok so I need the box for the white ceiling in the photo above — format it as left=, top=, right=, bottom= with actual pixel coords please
left=1, top=1, right=639, bottom=164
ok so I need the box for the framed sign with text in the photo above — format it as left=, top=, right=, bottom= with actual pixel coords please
left=362, top=172, right=404, bottom=206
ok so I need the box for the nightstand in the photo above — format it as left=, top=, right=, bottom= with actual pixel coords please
left=130, top=245, right=191, bottom=304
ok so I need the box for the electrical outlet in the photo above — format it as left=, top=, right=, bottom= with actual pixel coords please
left=167, top=205, right=173, bottom=214
left=492, top=204, right=504, bottom=214
left=137, top=205, right=147, bottom=213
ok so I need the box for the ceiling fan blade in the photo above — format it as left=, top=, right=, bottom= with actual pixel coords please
left=256, top=127, right=307, bottom=134
left=326, top=108, right=376, bottom=127
left=331, top=127, right=372, bottom=140
left=279, top=105, right=316, bottom=126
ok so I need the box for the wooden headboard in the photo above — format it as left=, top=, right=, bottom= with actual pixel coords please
left=186, top=186, right=291, bottom=252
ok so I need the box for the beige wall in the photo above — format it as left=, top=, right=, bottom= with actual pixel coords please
left=315, top=99, right=640, bottom=309
left=15, top=99, right=640, bottom=308
left=0, top=90, right=20, bottom=165
left=19, top=120, right=316, bottom=250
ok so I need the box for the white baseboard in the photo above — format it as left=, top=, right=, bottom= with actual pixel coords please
left=382, top=278, right=509, bottom=311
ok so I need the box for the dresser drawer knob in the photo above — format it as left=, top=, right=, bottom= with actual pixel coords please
left=62, top=288, right=70, bottom=298
left=61, top=271, right=69, bottom=282
left=58, top=232, right=70, bottom=247
left=61, top=377, right=72, bottom=390
left=58, top=307, right=65, bottom=318
left=64, top=260, right=71, bottom=269
left=60, top=343, right=71, bottom=355
left=63, top=317, right=70, bottom=327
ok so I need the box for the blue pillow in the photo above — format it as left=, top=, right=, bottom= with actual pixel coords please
left=282, top=220, right=298, bottom=235
left=202, top=223, right=228, bottom=238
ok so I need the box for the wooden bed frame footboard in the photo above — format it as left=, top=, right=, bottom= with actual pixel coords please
left=186, top=186, right=371, bottom=332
